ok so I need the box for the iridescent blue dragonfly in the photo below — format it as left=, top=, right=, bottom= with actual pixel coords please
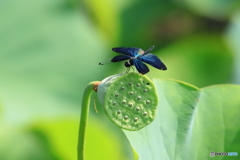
left=99, top=46, right=167, bottom=74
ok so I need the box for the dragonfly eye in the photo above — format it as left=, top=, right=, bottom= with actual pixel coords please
left=125, top=61, right=131, bottom=67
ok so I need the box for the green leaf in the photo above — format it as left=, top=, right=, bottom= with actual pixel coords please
left=123, top=79, right=240, bottom=160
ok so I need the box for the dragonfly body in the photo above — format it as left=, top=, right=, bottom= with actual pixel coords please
left=100, top=46, right=167, bottom=74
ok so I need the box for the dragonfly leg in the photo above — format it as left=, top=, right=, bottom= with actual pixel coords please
left=125, top=67, right=130, bottom=74
left=131, top=66, right=135, bottom=72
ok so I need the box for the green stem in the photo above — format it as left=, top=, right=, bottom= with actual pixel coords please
left=78, top=81, right=99, bottom=160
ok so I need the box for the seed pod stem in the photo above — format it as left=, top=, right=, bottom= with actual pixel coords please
left=78, top=81, right=100, bottom=160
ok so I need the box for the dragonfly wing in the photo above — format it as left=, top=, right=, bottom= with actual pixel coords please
left=112, top=47, right=144, bottom=57
left=133, top=59, right=149, bottom=74
left=139, top=54, right=167, bottom=70
left=111, top=55, right=131, bottom=62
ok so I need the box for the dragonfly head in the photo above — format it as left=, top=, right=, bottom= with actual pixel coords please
left=125, top=61, right=131, bottom=67
left=125, top=59, right=134, bottom=67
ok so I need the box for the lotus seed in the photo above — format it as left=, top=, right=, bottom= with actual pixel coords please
left=146, top=100, right=150, bottom=104
left=122, top=100, right=126, bottom=104
left=134, top=118, right=138, bottom=122
left=136, top=83, right=140, bottom=87
left=124, top=115, right=129, bottom=119
left=121, top=87, right=125, bottom=90
left=113, top=102, right=117, bottom=105
left=137, top=96, right=141, bottom=100
left=128, top=102, right=133, bottom=107
left=143, top=112, right=148, bottom=116
left=136, top=107, right=140, bottom=111
left=115, top=93, right=119, bottom=97
left=143, top=89, right=148, bottom=92
left=129, top=91, right=134, bottom=95
left=117, top=110, right=121, bottom=114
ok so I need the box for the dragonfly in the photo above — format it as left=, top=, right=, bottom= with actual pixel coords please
left=99, top=45, right=167, bottom=74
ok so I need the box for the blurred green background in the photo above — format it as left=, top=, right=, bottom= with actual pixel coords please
left=1, top=0, right=240, bottom=160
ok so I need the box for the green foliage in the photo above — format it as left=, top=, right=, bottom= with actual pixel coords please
left=226, top=11, right=240, bottom=84
left=1, top=0, right=240, bottom=159
left=149, top=34, right=233, bottom=88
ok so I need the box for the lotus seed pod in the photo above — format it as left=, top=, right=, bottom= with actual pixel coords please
left=97, top=73, right=158, bottom=131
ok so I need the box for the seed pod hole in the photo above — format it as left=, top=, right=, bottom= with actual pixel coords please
left=128, top=102, right=133, bottom=107
left=137, top=96, right=141, bottom=100
left=134, top=118, right=138, bottom=122
left=124, top=115, right=129, bottom=119
left=136, top=83, right=140, bottom=87
left=115, top=93, right=119, bottom=97
left=146, top=100, right=150, bottom=104
left=129, top=91, right=134, bottom=95
left=143, top=112, right=148, bottom=116
left=136, top=107, right=140, bottom=111
left=122, top=100, right=127, bottom=104
left=117, top=110, right=121, bottom=114
left=129, top=82, right=133, bottom=86
left=113, top=102, right=117, bottom=105
left=143, top=89, right=148, bottom=92
left=143, top=80, right=150, bottom=85
left=120, top=87, right=125, bottom=90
